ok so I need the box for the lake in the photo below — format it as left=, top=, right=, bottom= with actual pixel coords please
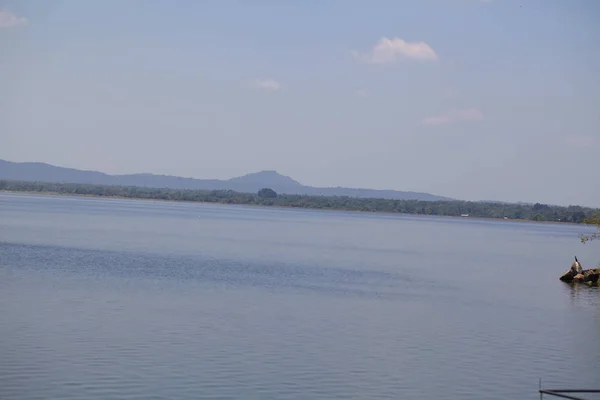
left=1, top=193, right=598, bottom=400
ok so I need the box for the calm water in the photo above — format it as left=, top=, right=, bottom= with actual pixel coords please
left=1, top=193, right=599, bottom=400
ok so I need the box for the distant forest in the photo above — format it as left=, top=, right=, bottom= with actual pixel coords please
left=1, top=180, right=597, bottom=224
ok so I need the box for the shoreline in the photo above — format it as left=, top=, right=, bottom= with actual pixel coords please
left=0, top=189, right=585, bottom=227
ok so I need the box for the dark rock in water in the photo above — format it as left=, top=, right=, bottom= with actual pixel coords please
left=559, top=268, right=600, bottom=287
left=583, top=269, right=600, bottom=285
left=559, top=269, right=575, bottom=282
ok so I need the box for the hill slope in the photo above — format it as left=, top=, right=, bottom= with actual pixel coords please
left=0, top=159, right=452, bottom=201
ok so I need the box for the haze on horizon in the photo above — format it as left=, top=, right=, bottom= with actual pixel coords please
left=1, top=0, right=599, bottom=207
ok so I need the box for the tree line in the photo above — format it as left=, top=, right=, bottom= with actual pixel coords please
left=1, top=180, right=598, bottom=224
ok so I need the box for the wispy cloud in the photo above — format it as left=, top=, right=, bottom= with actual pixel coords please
left=355, top=90, right=369, bottom=98
left=353, top=37, right=438, bottom=64
left=422, top=108, right=483, bottom=126
left=0, top=9, right=27, bottom=29
left=250, top=78, right=282, bottom=92
left=564, top=135, right=599, bottom=148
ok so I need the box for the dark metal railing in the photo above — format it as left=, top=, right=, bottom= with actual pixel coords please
left=539, top=389, right=600, bottom=400
left=538, top=379, right=600, bottom=400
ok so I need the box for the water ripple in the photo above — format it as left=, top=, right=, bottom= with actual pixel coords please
left=1, top=195, right=599, bottom=400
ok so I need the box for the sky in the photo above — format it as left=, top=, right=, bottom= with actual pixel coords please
left=1, top=0, right=599, bottom=207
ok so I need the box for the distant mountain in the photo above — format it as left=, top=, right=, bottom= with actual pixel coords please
left=0, top=159, right=452, bottom=201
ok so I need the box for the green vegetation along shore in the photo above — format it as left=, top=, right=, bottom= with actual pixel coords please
left=1, top=180, right=598, bottom=224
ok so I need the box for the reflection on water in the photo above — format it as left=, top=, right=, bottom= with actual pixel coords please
left=564, top=282, right=600, bottom=307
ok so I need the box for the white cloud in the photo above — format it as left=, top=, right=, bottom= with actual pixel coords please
left=0, top=9, right=27, bottom=29
left=422, top=108, right=483, bottom=126
left=354, top=37, right=438, bottom=64
left=250, top=79, right=281, bottom=91
left=355, top=90, right=369, bottom=98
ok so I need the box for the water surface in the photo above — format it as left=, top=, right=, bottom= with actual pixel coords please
left=1, top=193, right=599, bottom=399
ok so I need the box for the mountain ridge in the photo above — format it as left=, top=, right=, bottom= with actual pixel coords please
left=0, top=159, right=452, bottom=201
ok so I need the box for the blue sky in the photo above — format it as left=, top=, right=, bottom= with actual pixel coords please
left=1, top=0, right=599, bottom=206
